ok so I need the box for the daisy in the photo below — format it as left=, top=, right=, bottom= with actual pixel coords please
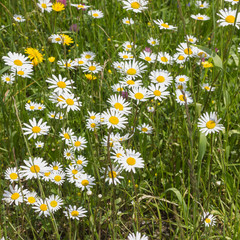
left=75, top=173, right=95, bottom=190
left=149, top=69, right=173, bottom=86
left=81, top=62, right=102, bottom=74
left=4, top=167, right=22, bottom=183
left=225, top=0, right=240, bottom=5
left=37, top=0, right=52, bottom=13
left=175, top=75, right=189, bottom=84
left=102, top=134, right=122, bottom=148
left=69, top=136, right=88, bottom=151
left=22, top=118, right=50, bottom=140
left=11, top=66, right=33, bottom=78
left=13, top=14, right=26, bottom=22
left=154, top=19, right=177, bottom=30
left=196, top=49, right=209, bottom=59
left=175, top=83, right=187, bottom=91
left=49, top=161, right=63, bottom=172
left=72, top=155, right=88, bottom=167
left=122, top=0, right=148, bottom=13
left=25, top=101, right=37, bottom=111
left=195, top=1, right=209, bottom=9
left=118, top=51, right=134, bottom=61
left=202, top=212, right=216, bottom=227
left=71, top=3, right=90, bottom=10
left=42, top=171, right=52, bottom=182
left=24, top=191, right=38, bottom=205
left=59, top=92, right=82, bottom=112
left=49, top=92, right=66, bottom=107
left=122, top=60, right=147, bottom=79
left=128, top=231, right=148, bottom=240
left=217, top=8, right=240, bottom=28
left=137, top=123, right=153, bottom=134
left=35, top=141, right=44, bottom=148
left=2, top=52, right=31, bottom=70
left=111, top=146, right=125, bottom=162
left=147, top=106, right=155, bottom=112
left=49, top=34, right=62, bottom=44
left=175, top=89, right=193, bottom=105
left=64, top=148, right=75, bottom=160
left=57, top=59, right=77, bottom=70
left=33, top=198, right=50, bottom=217
left=20, top=157, right=50, bottom=180
left=186, top=35, right=198, bottom=44
left=148, top=84, right=170, bottom=101
left=173, top=53, right=188, bottom=64
left=36, top=103, right=45, bottom=111
left=119, top=149, right=144, bottom=173
left=139, top=51, right=157, bottom=63
left=191, top=14, right=210, bottom=21
left=157, top=52, right=173, bottom=65
left=46, top=74, right=75, bottom=94
left=63, top=205, right=87, bottom=220
left=1, top=73, right=15, bottom=84
left=147, top=37, right=159, bottom=46
left=101, top=109, right=127, bottom=129
left=87, top=111, right=101, bottom=121
left=101, top=166, right=124, bottom=185
left=59, top=127, right=75, bottom=144
left=122, top=17, right=134, bottom=25
left=198, top=112, right=224, bottom=136
left=56, top=112, right=64, bottom=120
left=3, top=185, right=26, bottom=205
left=66, top=165, right=84, bottom=183
left=88, top=10, right=104, bottom=19
left=107, top=95, right=132, bottom=115
left=202, top=83, right=215, bottom=92
left=46, top=195, right=63, bottom=212
left=113, top=61, right=124, bottom=71
left=129, top=86, right=149, bottom=104
left=176, top=43, right=197, bottom=58
left=86, top=119, right=100, bottom=131
left=122, top=41, right=137, bottom=51
left=119, top=78, right=143, bottom=89
left=51, top=171, right=65, bottom=185
left=111, top=83, right=126, bottom=93
left=81, top=51, right=96, bottom=61
left=73, top=58, right=88, bottom=66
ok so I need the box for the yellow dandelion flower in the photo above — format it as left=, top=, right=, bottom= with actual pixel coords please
left=85, top=74, right=97, bottom=81
left=52, top=2, right=65, bottom=12
left=48, top=57, right=55, bottom=62
left=61, top=34, right=73, bottom=46
left=202, top=61, right=213, bottom=68
left=25, top=48, right=43, bottom=66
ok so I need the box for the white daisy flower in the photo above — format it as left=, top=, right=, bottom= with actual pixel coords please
left=186, top=35, right=198, bottom=44
left=22, top=118, right=50, bottom=140
left=175, top=75, right=189, bottom=84
left=25, top=101, right=37, bottom=111
left=64, top=148, right=75, bottom=160
left=122, top=0, right=148, bottom=13
left=147, top=37, right=159, bottom=46
left=175, top=89, right=193, bottom=105
left=49, top=161, right=63, bottom=172
left=59, top=92, right=82, bottom=112
left=173, top=53, right=188, bottom=64
left=149, top=69, right=173, bottom=86
left=176, top=43, right=197, bottom=58
left=154, top=19, right=177, bottom=30
left=111, top=146, right=125, bottom=162
left=119, top=78, right=143, bottom=89
left=4, top=167, right=22, bottom=183
left=46, top=74, right=75, bottom=94
left=81, top=51, right=96, bottom=61
left=129, top=86, right=149, bottom=104
left=157, top=52, right=173, bottom=65
left=102, top=134, right=122, bottom=148
left=66, top=165, right=84, bottom=183
left=122, top=17, right=134, bottom=25
left=49, top=34, right=62, bottom=44
left=37, top=0, right=52, bottom=13
left=59, top=127, right=75, bottom=144
left=112, top=61, right=124, bottom=71
left=137, top=123, right=153, bottom=134
left=63, top=205, right=87, bottom=220
left=191, top=14, right=210, bottom=21
left=198, top=112, right=224, bottom=136
left=51, top=171, right=65, bottom=185
left=107, top=94, right=132, bottom=115
left=101, top=166, right=124, bottom=185
left=128, top=231, right=148, bottom=240
left=217, top=8, right=240, bottom=28
left=71, top=3, right=90, bottom=10
left=88, top=10, right=104, bottom=19
left=202, top=83, right=215, bottom=92
left=11, top=66, right=33, bottom=78
left=72, top=155, right=88, bottom=167
left=75, top=173, right=95, bottom=190
left=35, top=141, right=44, bottom=148
left=195, top=1, right=209, bottom=9
left=13, top=14, right=26, bottom=22
left=81, top=61, right=102, bottom=74
left=32, top=198, right=50, bottom=217
left=202, top=212, right=216, bottom=227
left=46, top=195, right=63, bottom=213
left=73, top=58, right=88, bottom=66
left=122, top=59, right=147, bottom=79
left=3, top=185, right=27, bottom=206
left=24, top=191, right=38, bottom=205
left=111, top=83, right=126, bottom=93
left=122, top=41, right=137, bottom=51
left=69, top=136, right=88, bottom=151
left=147, top=106, right=155, bottom=112
left=139, top=51, right=157, bottom=63
left=35, top=103, right=45, bottom=111
left=86, top=119, right=100, bottom=131
left=1, top=73, right=15, bottom=84
left=2, top=52, right=31, bottom=70
left=119, top=149, right=144, bottom=173
left=57, top=59, right=78, bottom=70
left=118, top=51, right=134, bottom=61
left=147, top=84, right=170, bottom=101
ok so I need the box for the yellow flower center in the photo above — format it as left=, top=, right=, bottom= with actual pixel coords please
left=14, top=59, right=23, bottom=66
left=154, top=90, right=161, bottom=96
left=109, top=116, right=119, bottom=125
left=117, top=87, right=123, bottom=92
left=40, top=204, right=48, bottom=211
left=5, top=77, right=10, bottom=81
left=30, top=165, right=40, bottom=173
left=178, top=55, right=185, bottom=60
left=29, top=106, right=35, bottom=110
left=205, top=218, right=211, bottom=224
left=179, top=78, right=185, bottom=82
left=127, top=68, right=137, bottom=75
left=197, top=16, right=204, bottom=20
left=66, top=98, right=74, bottom=105
left=204, top=86, right=210, bottom=91
left=156, top=76, right=165, bottom=83
left=78, top=4, right=84, bottom=8
left=81, top=179, right=89, bottom=186
left=145, top=57, right=152, bottom=61
left=17, top=71, right=24, bottom=75
left=28, top=197, right=36, bottom=204
left=78, top=60, right=84, bottom=64
left=32, top=126, right=41, bottom=133
left=54, top=175, right=62, bottom=182
left=85, top=54, right=91, bottom=59
left=142, top=127, right=148, bottom=132
left=89, top=66, right=96, bottom=71
left=206, top=120, right=216, bottom=129
left=126, top=80, right=135, bottom=85
left=177, top=85, right=183, bottom=90
left=184, top=48, right=193, bottom=55
left=90, top=123, right=96, bottom=128
left=179, top=95, right=186, bottom=101
left=160, top=56, right=168, bottom=62
left=126, top=20, right=130, bottom=24
left=225, top=15, right=235, bottom=23
left=108, top=171, right=117, bottom=178
left=90, top=116, right=96, bottom=120
left=151, top=41, right=156, bottom=45
left=114, top=103, right=124, bottom=111
left=135, top=93, right=144, bottom=99
left=116, top=153, right=122, bottom=158
left=71, top=211, right=79, bottom=216
left=50, top=200, right=58, bottom=208
left=55, top=37, right=61, bottom=41
left=126, top=157, right=136, bottom=166
left=93, top=13, right=99, bottom=17
left=66, top=63, right=71, bottom=68
left=64, top=133, right=70, bottom=139
left=131, top=2, right=140, bottom=9
left=161, top=23, right=169, bottom=28
left=53, top=166, right=59, bottom=170
left=123, top=55, right=129, bottom=59
left=57, top=81, right=66, bottom=88
left=10, top=173, right=18, bottom=180
left=66, top=153, right=71, bottom=156
left=74, top=141, right=81, bottom=147
left=41, top=3, right=47, bottom=8
left=45, top=172, right=51, bottom=176
left=77, top=160, right=83, bottom=164
left=11, top=193, right=20, bottom=200
left=200, top=4, right=204, bottom=7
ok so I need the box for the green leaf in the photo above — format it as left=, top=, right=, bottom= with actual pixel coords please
left=195, top=45, right=223, bottom=69
left=0, top=66, right=11, bottom=75
left=198, top=133, right=207, bottom=161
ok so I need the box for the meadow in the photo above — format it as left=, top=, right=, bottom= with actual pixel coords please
left=0, top=0, right=240, bottom=239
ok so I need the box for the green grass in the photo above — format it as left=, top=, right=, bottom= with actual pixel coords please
left=0, top=0, right=240, bottom=239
